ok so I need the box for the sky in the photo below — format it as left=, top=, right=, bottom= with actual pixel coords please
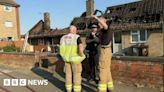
left=16, top=0, right=139, bottom=34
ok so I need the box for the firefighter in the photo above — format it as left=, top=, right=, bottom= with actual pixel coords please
left=91, top=15, right=114, bottom=92
left=59, top=25, right=86, bottom=92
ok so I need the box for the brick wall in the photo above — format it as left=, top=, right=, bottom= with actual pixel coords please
left=112, top=56, right=163, bottom=89
left=0, top=53, right=163, bottom=89
left=0, top=41, right=23, bottom=48
left=33, top=45, right=48, bottom=52
left=0, top=52, right=60, bottom=70
left=0, top=5, right=20, bottom=41
left=0, top=52, right=35, bottom=69
left=147, top=29, right=163, bottom=56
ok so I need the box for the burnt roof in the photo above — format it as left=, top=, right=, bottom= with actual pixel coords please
left=28, top=19, right=69, bottom=38
left=29, top=29, right=91, bottom=38
left=29, top=28, right=69, bottom=38
left=29, top=20, right=55, bottom=37
left=0, top=0, right=20, bottom=7
left=105, top=0, right=163, bottom=23
left=72, top=0, right=163, bottom=31
left=29, top=0, right=164, bottom=38
left=29, top=20, right=44, bottom=35
left=104, top=0, right=163, bottom=17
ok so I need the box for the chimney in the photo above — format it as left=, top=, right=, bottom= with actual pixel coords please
left=86, top=0, right=94, bottom=16
left=44, top=12, right=50, bottom=31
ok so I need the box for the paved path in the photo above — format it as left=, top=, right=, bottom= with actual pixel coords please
left=0, top=66, right=161, bottom=92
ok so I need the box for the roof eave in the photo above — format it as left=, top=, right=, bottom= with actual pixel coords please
left=0, top=3, right=20, bottom=7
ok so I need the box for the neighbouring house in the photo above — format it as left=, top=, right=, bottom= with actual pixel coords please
left=0, top=0, right=21, bottom=41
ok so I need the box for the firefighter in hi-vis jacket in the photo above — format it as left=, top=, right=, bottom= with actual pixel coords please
left=59, top=25, right=86, bottom=92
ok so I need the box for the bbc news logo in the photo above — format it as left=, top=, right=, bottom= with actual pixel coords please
left=3, top=79, right=48, bottom=86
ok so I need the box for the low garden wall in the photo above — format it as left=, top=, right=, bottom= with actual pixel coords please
left=0, top=52, right=163, bottom=90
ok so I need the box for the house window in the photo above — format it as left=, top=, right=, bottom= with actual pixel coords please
left=114, top=31, right=122, bottom=43
left=7, top=37, right=12, bottom=41
left=5, top=21, right=13, bottom=28
left=131, top=31, right=138, bottom=42
left=131, top=30, right=147, bottom=43
left=107, top=9, right=113, bottom=13
left=140, top=30, right=146, bottom=41
left=129, top=7, right=136, bottom=13
left=38, top=38, right=45, bottom=45
left=106, top=8, right=113, bottom=14
left=116, top=7, right=122, bottom=11
left=4, top=5, right=12, bottom=12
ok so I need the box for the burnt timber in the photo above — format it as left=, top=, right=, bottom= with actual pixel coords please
left=73, top=0, right=163, bottom=31
left=29, top=0, right=164, bottom=38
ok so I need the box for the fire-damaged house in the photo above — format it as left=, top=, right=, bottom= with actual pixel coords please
left=27, top=12, right=89, bottom=52
left=104, top=0, right=164, bottom=56
left=27, top=12, right=65, bottom=52
left=73, top=0, right=164, bottom=57
left=27, top=0, right=164, bottom=57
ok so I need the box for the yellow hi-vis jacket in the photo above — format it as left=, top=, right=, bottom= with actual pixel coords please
left=59, top=33, right=86, bottom=63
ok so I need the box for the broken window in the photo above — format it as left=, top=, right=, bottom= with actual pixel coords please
left=154, top=14, right=160, bottom=22
left=113, top=16, right=122, bottom=23
left=38, top=38, right=45, bottom=45
left=77, top=23, right=86, bottom=30
left=129, top=7, right=137, bottom=12
left=116, top=7, right=122, bottom=11
left=107, top=10, right=111, bottom=13
left=106, top=8, right=113, bottom=14
left=134, top=17, right=138, bottom=23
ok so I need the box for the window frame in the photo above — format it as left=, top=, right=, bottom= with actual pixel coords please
left=4, top=21, right=13, bottom=28
left=130, top=30, right=147, bottom=43
left=38, top=38, right=45, bottom=45
left=4, top=5, right=12, bottom=12
left=7, top=37, right=13, bottom=41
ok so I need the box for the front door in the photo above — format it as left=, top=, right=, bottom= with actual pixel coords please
left=113, top=31, right=122, bottom=54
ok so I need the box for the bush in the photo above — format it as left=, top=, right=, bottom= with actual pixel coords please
left=3, top=45, right=17, bottom=52
left=16, top=47, right=22, bottom=52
